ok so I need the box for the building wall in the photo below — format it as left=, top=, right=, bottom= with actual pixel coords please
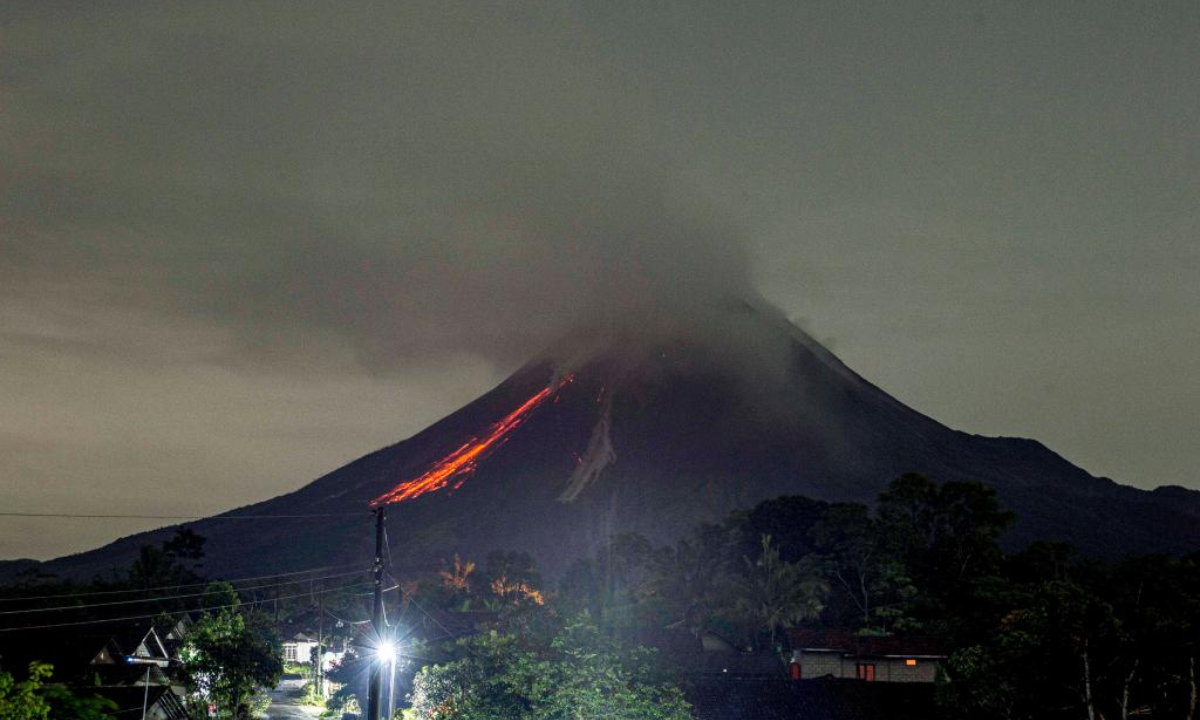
left=148, top=703, right=174, bottom=720
left=795, top=651, right=846, bottom=679
left=792, top=651, right=938, bottom=683
left=283, top=641, right=319, bottom=664
left=880, top=658, right=937, bottom=683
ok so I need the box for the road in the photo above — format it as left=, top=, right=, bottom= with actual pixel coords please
left=263, top=685, right=322, bottom=720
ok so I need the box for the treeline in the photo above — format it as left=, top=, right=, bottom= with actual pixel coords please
left=0, top=528, right=209, bottom=618
left=383, top=474, right=1200, bottom=720
left=0, top=530, right=300, bottom=719
left=521, top=474, right=1017, bottom=659
left=9, top=476, right=1197, bottom=720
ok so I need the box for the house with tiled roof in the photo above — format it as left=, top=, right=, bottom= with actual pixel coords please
left=785, top=628, right=946, bottom=683
left=0, top=621, right=192, bottom=719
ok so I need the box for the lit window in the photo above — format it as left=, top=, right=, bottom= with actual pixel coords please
left=905, top=658, right=918, bottom=666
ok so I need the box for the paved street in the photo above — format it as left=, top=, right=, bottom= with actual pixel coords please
left=263, top=685, right=322, bottom=720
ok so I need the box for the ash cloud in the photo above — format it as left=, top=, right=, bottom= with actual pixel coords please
left=3, top=0, right=1198, bottom=561
left=1, top=2, right=753, bottom=373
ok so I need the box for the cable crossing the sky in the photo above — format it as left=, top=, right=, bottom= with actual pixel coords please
left=0, top=580, right=373, bottom=633
left=0, top=567, right=370, bottom=615
left=0, top=562, right=368, bottom=603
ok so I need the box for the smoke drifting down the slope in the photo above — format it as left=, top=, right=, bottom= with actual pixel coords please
left=369, top=299, right=824, bottom=511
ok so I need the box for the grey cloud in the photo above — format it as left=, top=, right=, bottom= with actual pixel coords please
left=2, top=3, right=753, bottom=372
left=1, top=1, right=1198, bottom=560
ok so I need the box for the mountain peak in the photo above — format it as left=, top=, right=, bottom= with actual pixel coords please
left=38, top=304, right=1200, bottom=579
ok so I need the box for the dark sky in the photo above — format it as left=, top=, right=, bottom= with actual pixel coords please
left=2, top=2, right=1197, bottom=561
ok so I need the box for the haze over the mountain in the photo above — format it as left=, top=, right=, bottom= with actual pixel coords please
left=35, top=301, right=1200, bottom=581
left=5, top=3, right=1199, bottom=566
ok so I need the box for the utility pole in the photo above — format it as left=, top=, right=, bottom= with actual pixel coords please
left=140, top=664, right=150, bottom=720
left=315, top=588, right=324, bottom=700
left=366, top=505, right=386, bottom=720
left=125, top=656, right=156, bottom=720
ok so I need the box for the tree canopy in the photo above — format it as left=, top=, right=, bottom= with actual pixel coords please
left=406, top=615, right=691, bottom=720
left=179, top=582, right=284, bottom=719
left=0, top=663, right=117, bottom=720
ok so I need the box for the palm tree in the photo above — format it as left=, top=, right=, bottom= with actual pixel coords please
left=733, top=535, right=827, bottom=651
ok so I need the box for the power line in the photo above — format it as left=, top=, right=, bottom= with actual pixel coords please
left=0, top=580, right=373, bottom=633
left=381, top=528, right=474, bottom=651
left=0, top=562, right=367, bottom=602
left=404, top=592, right=465, bottom=646
left=0, top=580, right=372, bottom=633
left=314, top=602, right=369, bottom=627
left=380, top=527, right=413, bottom=635
left=0, top=511, right=369, bottom=520
left=349, top=584, right=399, bottom=597
left=0, top=567, right=369, bottom=615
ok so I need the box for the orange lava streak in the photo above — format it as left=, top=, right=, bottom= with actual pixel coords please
left=371, top=374, right=575, bottom=507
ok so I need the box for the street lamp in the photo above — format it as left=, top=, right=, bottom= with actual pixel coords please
left=375, top=641, right=397, bottom=665
left=125, top=656, right=163, bottom=720
left=373, top=640, right=399, bottom=719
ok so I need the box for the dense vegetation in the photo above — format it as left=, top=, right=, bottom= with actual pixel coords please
left=178, top=581, right=284, bottom=718
left=0, top=662, right=117, bottom=720
left=0, top=530, right=288, bottom=719
left=404, top=618, right=691, bottom=720
left=4, top=475, right=1199, bottom=719
left=365, top=474, right=1200, bottom=719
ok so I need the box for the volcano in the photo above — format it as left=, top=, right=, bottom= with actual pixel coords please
left=38, top=303, right=1200, bottom=579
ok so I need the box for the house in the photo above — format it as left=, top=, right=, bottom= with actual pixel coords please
left=629, top=627, right=935, bottom=718
left=0, top=621, right=191, bottom=720
left=630, top=627, right=786, bottom=679
left=93, top=685, right=191, bottom=720
left=786, top=629, right=945, bottom=683
left=282, top=632, right=320, bottom=665
left=91, top=623, right=175, bottom=671
left=280, top=631, right=349, bottom=673
left=277, top=605, right=360, bottom=672
left=156, top=616, right=191, bottom=659
left=1, top=622, right=177, bottom=685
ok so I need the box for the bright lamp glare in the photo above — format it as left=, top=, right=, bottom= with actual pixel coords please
left=376, top=642, right=397, bottom=664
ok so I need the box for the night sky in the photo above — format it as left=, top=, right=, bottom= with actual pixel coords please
left=2, top=2, right=1197, bottom=561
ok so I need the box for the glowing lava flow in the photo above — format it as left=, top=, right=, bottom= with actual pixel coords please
left=371, top=374, right=575, bottom=507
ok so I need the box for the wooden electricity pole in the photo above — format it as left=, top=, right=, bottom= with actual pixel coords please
left=366, top=506, right=386, bottom=720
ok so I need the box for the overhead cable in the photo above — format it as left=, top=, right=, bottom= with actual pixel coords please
left=0, top=562, right=368, bottom=602
left=0, top=581, right=373, bottom=633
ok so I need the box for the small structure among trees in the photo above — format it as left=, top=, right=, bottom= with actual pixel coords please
left=0, top=623, right=190, bottom=720
left=786, top=628, right=944, bottom=683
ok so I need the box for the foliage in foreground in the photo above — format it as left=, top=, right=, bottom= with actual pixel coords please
left=180, top=582, right=284, bottom=719
left=0, top=662, right=117, bottom=720
left=321, top=691, right=361, bottom=720
left=406, top=615, right=691, bottom=720
left=937, top=552, right=1200, bottom=720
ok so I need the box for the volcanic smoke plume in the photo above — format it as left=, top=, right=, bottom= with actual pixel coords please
left=30, top=301, right=1200, bottom=582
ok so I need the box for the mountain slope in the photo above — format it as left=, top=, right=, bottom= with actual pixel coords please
left=40, top=305, right=1200, bottom=580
